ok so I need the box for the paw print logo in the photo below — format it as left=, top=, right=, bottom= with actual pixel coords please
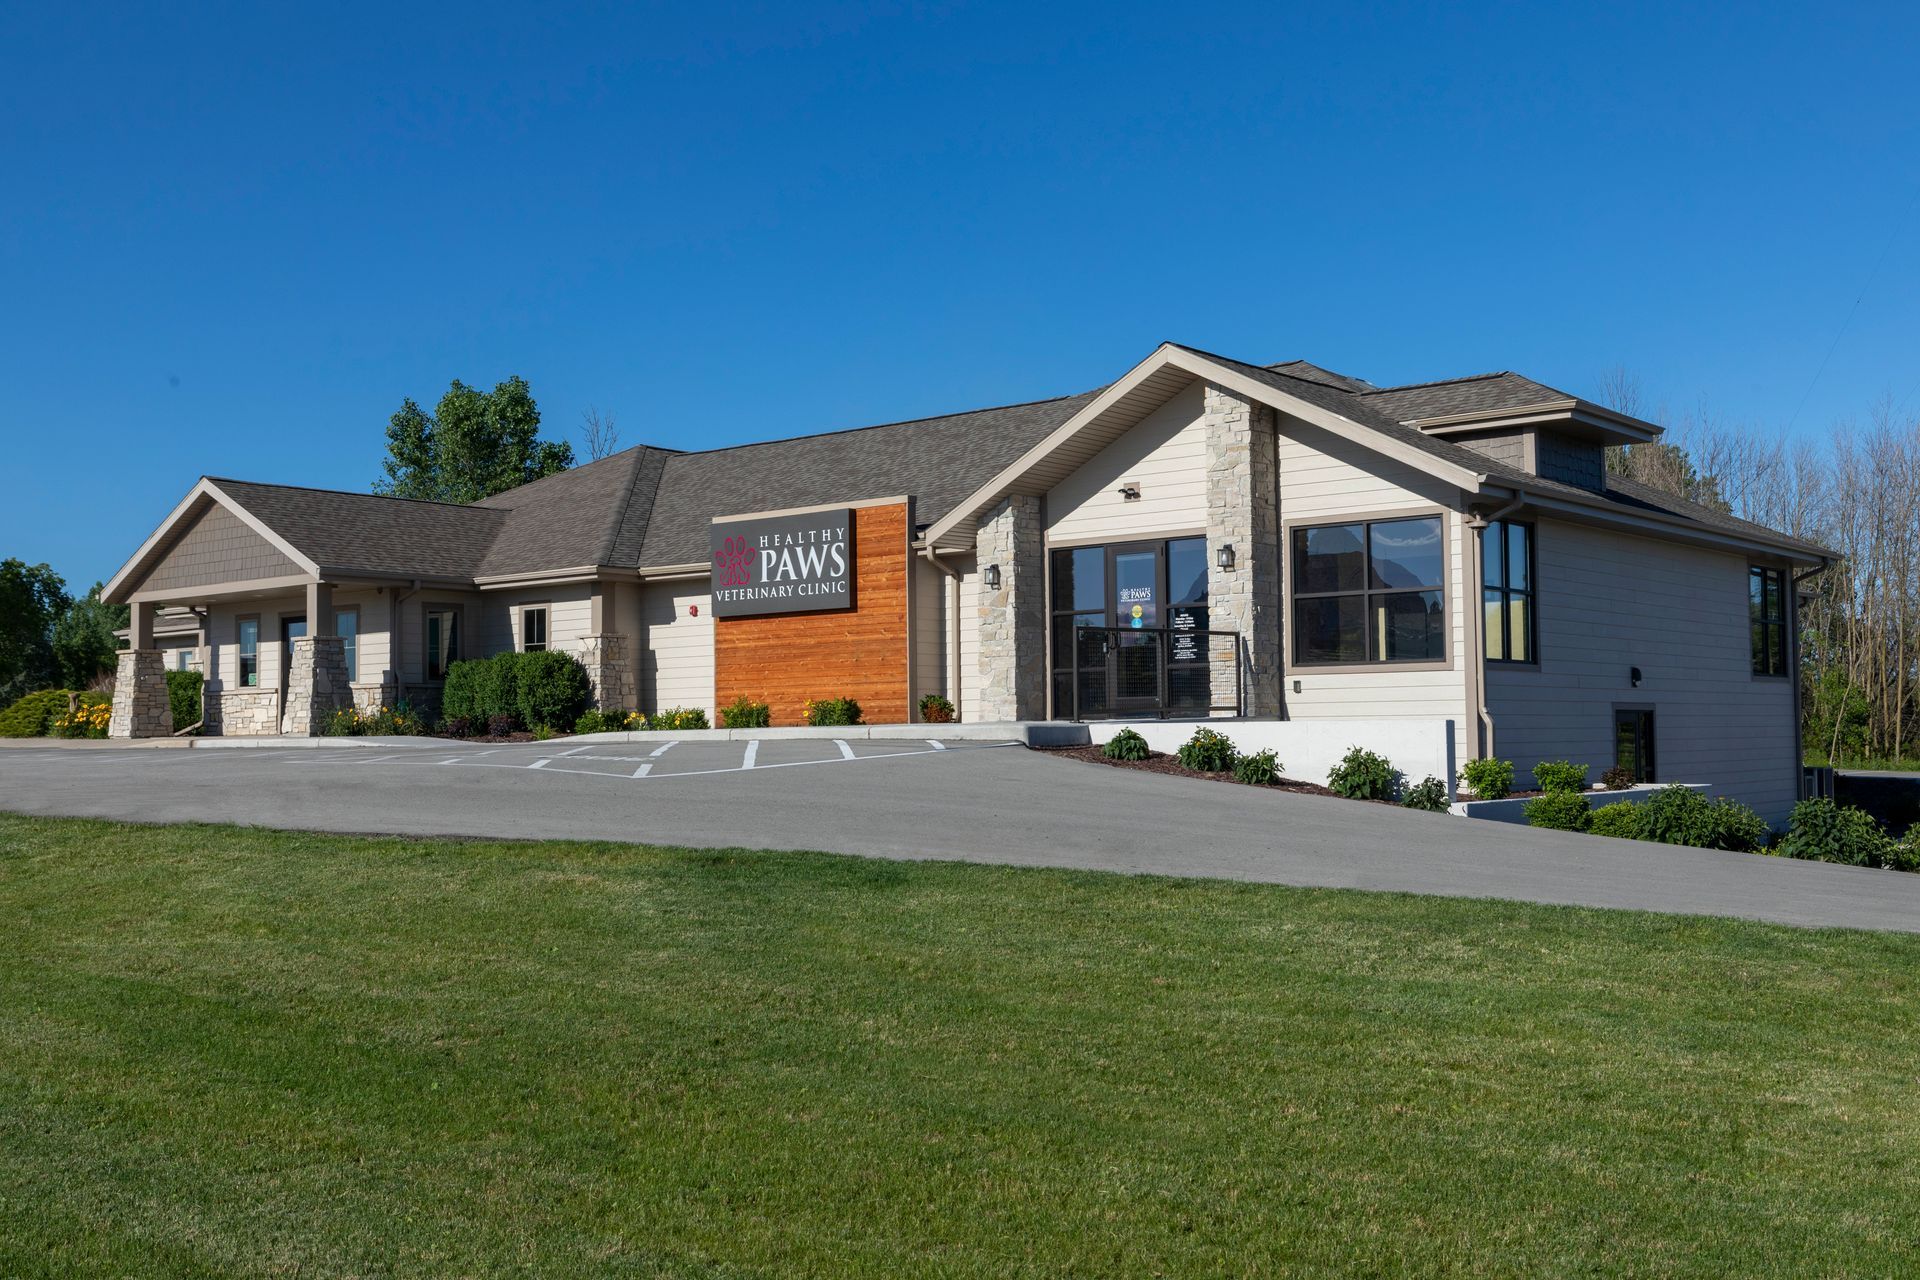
left=714, top=535, right=757, bottom=586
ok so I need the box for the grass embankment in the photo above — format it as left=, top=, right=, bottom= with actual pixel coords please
left=2, top=814, right=1918, bottom=1277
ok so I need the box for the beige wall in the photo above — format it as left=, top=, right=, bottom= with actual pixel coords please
left=641, top=583, right=714, bottom=716
left=1046, top=382, right=1208, bottom=545
left=1486, top=517, right=1800, bottom=821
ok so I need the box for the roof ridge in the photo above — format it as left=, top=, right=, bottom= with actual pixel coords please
left=1363, top=371, right=1515, bottom=395
left=671, top=389, right=1104, bottom=457
left=208, top=476, right=507, bottom=513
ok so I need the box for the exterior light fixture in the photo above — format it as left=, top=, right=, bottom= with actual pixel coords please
left=1216, top=545, right=1235, bottom=571
left=1117, top=483, right=1142, bottom=501
left=1630, top=666, right=1643, bottom=688
left=984, top=564, right=1001, bottom=589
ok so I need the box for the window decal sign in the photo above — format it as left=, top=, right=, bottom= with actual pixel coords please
left=709, top=509, right=855, bottom=618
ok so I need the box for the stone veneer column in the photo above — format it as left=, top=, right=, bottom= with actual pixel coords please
left=577, top=634, right=636, bottom=712
left=282, top=636, right=350, bottom=735
left=1204, top=383, right=1282, bottom=717
left=974, top=495, right=1046, bottom=721
left=108, top=650, right=174, bottom=739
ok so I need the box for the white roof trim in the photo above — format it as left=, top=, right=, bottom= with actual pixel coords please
left=922, top=343, right=1491, bottom=549
left=102, top=478, right=321, bottom=603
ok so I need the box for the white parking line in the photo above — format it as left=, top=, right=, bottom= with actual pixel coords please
left=742, top=740, right=759, bottom=769
left=559, top=743, right=600, bottom=757
left=631, top=762, right=652, bottom=778
left=834, top=739, right=855, bottom=760
left=528, top=758, right=550, bottom=770
left=650, top=741, right=678, bottom=758
left=926, top=739, right=946, bottom=750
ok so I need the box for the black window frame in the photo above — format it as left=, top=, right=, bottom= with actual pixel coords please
left=237, top=615, right=260, bottom=688
left=1614, top=707, right=1656, bottom=783
left=1483, top=520, right=1536, bottom=664
left=521, top=605, right=548, bottom=653
left=1290, top=515, right=1448, bottom=667
left=1750, top=565, right=1788, bottom=677
left=1047, top=536, right=1210, bottom=718
left=424, top=606, right=461, bottom=681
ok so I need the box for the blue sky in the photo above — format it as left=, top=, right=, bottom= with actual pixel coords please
left=5, top=1, right=1915, bottom=587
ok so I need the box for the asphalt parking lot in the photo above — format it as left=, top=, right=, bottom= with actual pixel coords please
left=5, top=736, right=1920, bottom=932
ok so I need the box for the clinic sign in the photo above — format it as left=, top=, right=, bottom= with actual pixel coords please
left=710, top=509, right=855, bottom=618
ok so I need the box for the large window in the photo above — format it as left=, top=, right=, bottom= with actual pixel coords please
left=237, top=617, right=259, bottom=687
left=521, top=606, right=548, bottom=652
left=1483, top=520, right=1534, bottom=663
left=335, top=609, right=358, bottom=683
left=1050, top=545, right=1109, bottom=717
left=1615, top=708, right=1656, bottom=783
left=1750, top=566, right=1787, bottom=676
left=1048, top=536, right=1210, bottom=717
left=1291, top=516, right=1446, bottom=665
left=425, top=608, right=459, bottom=680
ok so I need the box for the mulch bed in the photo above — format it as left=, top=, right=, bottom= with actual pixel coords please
left=1036, top=744, right=1344, bottom=798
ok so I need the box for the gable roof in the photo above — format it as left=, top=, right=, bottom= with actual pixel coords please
left=1361, top=371, right=1571, bottom=421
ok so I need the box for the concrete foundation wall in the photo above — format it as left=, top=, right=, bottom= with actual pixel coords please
left=1086, top=717, right=1458, bottom=797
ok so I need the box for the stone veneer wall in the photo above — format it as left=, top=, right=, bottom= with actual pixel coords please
left=1204, top=383, right=1282, bottom=717
left=208, top=689, right=280, bottom=736
left=107, top=650, right=174, bottom=739
left=974, top=495, right=1046, bottom=720
left=351, top=680, right=397, bottom=714
left=577, top=634, right=636, bottom=712
left=282, top=636, right=351, bottom=735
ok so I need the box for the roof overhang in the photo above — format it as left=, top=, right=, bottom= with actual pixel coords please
left=1416, top=401, right=1663, bottom=447
left=922, top=343, right=1494, bottom=551
left=1480, top=483, right=1831, bottom=567
left=104, top=478, right=322, bottom=605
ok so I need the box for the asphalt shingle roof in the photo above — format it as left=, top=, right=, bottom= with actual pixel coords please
left=1362, top=372, right=1572, bottom=421
left=210, top=479, right=507, bottom=580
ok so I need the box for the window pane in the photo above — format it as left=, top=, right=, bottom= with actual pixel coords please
left=1483, top=588, right=1506, bottom=661
left=238, top=619, right=259, bottom=687
left=1370, top=518, right=1444, bottom=590
left=1167, top=537, right=1208, bottom=606
left=336, top=610, right=358, bottom=682
left=1294, top=596, right=1366, bottom=664
left=1764, top=570, right=1783, bottom=622
left=1075, top=667, right=1109, bottom=717
left=1053, top=547, right=1105, bottom=614
left=1506, top=525, right=1529, bottom=592
left=1075, top=613, right=1105, bottom=669
left=1294, top=524, right=1366, bottom=593
left=1113, top=551, right=1158, bottom=627
left=1483, top=524, right=1505, bottom=590
left=1769, top=623, right=1784, bottom=675
left=1375, top=590, right=1446, bottom=662
left=1507, top=595, right=1531, bottom=663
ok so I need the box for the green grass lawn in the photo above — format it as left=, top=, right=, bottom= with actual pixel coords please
left=3, top=815, right=1919, bottom=1277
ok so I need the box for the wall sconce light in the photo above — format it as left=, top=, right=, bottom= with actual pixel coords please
left=984, top=564, right=1001, bottom=590
left=1630, top=666, right=1643, bottom=688
left=1117, top=483, right=1142, bottom=501
left=1216, top=544, right=1235, bottom=571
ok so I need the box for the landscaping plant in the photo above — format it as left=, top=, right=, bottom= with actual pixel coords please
left=1600, top=765, right=1636, bottom=792
left=918, top=693, right=956, bottom=724
left=515, top=650, right=592, bottom=731
left=1635, top=785, right=1770, bottom=852
left=1532, top=760, right=1590, bottom=794
left=441, top=715, right=478, bottom=739
left=1779, top=798, right=1895, bottom=868
left=52, top=696, right=111, bottom=739
left=0, top=689, right=81, bottom=738
left=165, top=669, right=203, bottom=733
left=1402, top=776, right=1449, bottom=812
left=1176, top=727, right=1238, bottom=772
left=1102, top=728, right=1150, bottom=761
left=1328, top=746, right=1398, bottom=801
left=1587, top=802, right=1646, bottom=840
left=720, top=696, right=772, bottom=729
left=486, top=713, right=518, bottom=739
left=804, top=697, right=862, bottom=727
left=573, top=709, right=614, bottom=735
left=650, top=707, right=710, bottom=731
left=1524, top=790, right=1591, bottom=832
left=1233, top=749, right=1283, bottom=786
left=1460, top=757, right=1514, bottom=800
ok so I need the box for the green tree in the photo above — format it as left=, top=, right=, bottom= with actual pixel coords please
left=375, top=376, right=575, bottom=504
left=0, top=559, right=71, bottom=701
left=51, top=582, right=128, bottom=688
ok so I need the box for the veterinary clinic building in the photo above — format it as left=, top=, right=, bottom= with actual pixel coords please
left=103, top=342, right=1831, bottom=819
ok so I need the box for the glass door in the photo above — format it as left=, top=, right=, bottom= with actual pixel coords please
left=1108, top=544, right=1164, bottom=713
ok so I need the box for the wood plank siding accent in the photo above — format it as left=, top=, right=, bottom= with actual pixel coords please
left=141, top=502, right=302, bottom=593
left=714, top=501, right=912, bottom=725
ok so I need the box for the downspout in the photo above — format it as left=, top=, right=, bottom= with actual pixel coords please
left=1792, top=557, right=1832, bottom=798
left=923, top=545, right=963, bottom=721
left=1464, top=491, right=1526, bottom=761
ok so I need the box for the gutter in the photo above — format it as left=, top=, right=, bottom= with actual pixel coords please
left=922, top=545, right=964, bottom=720
left=1464, top=490, right=1525, bottom=761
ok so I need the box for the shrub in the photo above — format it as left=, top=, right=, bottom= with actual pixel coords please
left=1780, top=799, right=1894, bottom=868
left=439, top=659, right=487, bottom=724
left=52, top=695, right=112, bottom=738
left=919, top=693, right=956, bottom=724
left=650, top=706, right=710, bottom=731
left=0, top=689, right=76, bottom=738
left=1233, top=749, right=1283, bottom=786
left=720, top=696, right=772, bottom=729
left=573, top=709, right=613, bottom=735
left=1328, top=746, right=1399, bottom=801
left=516, top=650, right=591, bottom=731
left=370, top=702, right=427, bottom=736
left=1884, top=837, right=1920, bottom=874
left=1402, top=776, right=1449, bottom=812
left=532, top=724, right=557, bottom=741
left=1103, top=728, right=1151, bottom=761
left=804, top=697, right=863, bottom=727
left=1587, top=802, right=1646, bottom=840
left=322, top=707, right=361, bottom=737
left=1600, top=765, right=1636, bottom=792
left=1622, top=785, right=1771, bottom=852
left=1460, top=757, right=1514, bottom=801
left=1177, top=728, right=1238, bottom=772
left=1533, top=760, right=1590, bottom=794
left=441, top=715, right=478, bottom=739
left=165, top=670, right=202, bottom=733
left=486, top=713, right=518, bottom=738
left=1524, top=790, right=1591, bottom=831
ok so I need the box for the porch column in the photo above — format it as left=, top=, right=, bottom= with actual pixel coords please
left=578, top=581, right=636, bottom=712
left=1204, top=383, right=1282, bottom=717
left=108, top=602, right=173, bottom=739
left=974, top=495, right=1046, bottom=721
left=284, top=581, right=350, bottom=735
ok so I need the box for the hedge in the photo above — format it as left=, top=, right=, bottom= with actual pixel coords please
left=439, top=651, right=592, bottom=732
left=166, top=670, right=203, bottom=733
left=0, top=689, right=76, bottom=738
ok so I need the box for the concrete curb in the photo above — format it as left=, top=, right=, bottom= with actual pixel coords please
left=21, top=722, right=1094, bottom=751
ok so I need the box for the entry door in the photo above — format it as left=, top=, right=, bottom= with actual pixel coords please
left=1107, top=543, right=1164, bottom=713
left=1615, top=709, right=1656, bottom=782
left=280, top=617, right=307, bottom=729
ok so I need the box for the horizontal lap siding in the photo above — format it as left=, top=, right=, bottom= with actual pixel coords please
left=1487, top=519, right=1798, bottom=821
left=477, top=586, right=592, bottom=655
left=1279, top=423, right=1471, bottom=770
left=642, top=584, right=714, bottom=716
left=715, top=503, right=911, bottom=725
left=956, top=559, right=983, bottom=723
left=1047, top=383, right=1207, bottom=545
left=913, top=555, right=950, bottom=707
